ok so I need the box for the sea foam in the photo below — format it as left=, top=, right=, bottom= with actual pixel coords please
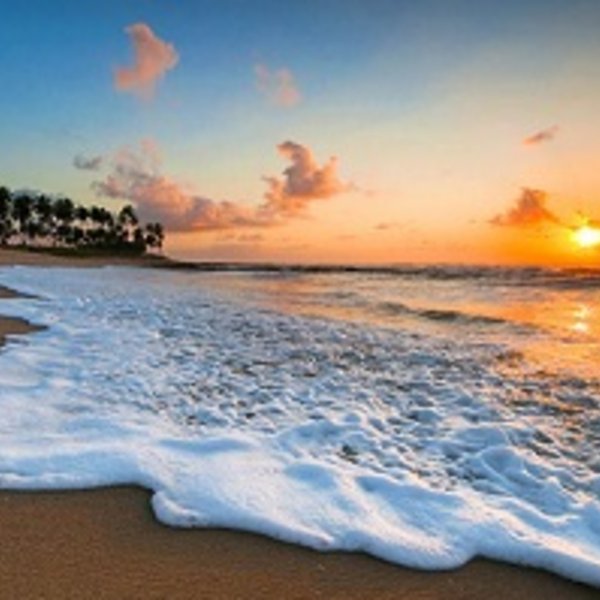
left=0, top=266, right=598, bottom=587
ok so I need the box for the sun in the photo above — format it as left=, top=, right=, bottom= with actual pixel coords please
left=573, top=225, right=600, bottom=249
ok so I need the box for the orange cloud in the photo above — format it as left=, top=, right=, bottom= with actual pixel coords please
left=236, top=233, right=265, bottom=243
left=523, top=125, right=559, bottom=146
left=91, top=140, right=351, bottom=232
left=114, top=23, right=179, bottom=99
left=263, top=141, right=351, bottom=216
left=92, top=142, right=266, bottom=231
left=255, top=63, right=301, bottom=107
left=490, top=188, right=560, bottom=227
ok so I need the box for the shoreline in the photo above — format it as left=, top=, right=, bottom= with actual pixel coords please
left=0, top=247, right=174, bottom=268
left=0, top=486, right=597, bottom=600
left=0, top=262, right=598, bottom=597
left=0, top=283, right=45, bottom=345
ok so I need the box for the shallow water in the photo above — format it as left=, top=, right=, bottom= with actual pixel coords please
left=0, top=265, right=598, bottom=586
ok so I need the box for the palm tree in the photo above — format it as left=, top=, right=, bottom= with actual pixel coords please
left=75, top=206, right=89, bottom=222
left=25, top=221, right=44, bottom=244
left=53, top=197, right=75, bottom=224
left=33, top=195, right=54, bottom=243
left=144, top=222, right=164, bottom=252
left=154, top=223, right=164, bottom=250
left=11, top=193, right=34, bottom=245
left=74, top=206, right=90, bottom=245
left=0, top=187, right=12, bottom=245
left=120, top=204, right=140, bottom=244
left=118, top=204, right=138, bottom=226
left=133, top=226, right=145, bottom=248
left=69, top=225, right=85, bottom=246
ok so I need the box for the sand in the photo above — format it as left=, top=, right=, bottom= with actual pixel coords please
left=0, top=252, right=598, bottom=599
left=0, top=487, right=597, bottom=600
left=0, top=247, right=172, bottom=268
left=0, top=284, right=44, bottom=346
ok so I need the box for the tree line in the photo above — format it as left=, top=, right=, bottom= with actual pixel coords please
left=0, top=185, right=164, bottom=255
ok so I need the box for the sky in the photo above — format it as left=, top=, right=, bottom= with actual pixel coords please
left=2, top=0, right=600, bottom=265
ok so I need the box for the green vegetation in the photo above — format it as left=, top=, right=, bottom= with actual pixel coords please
left=0, top=185, right=163, bottom=255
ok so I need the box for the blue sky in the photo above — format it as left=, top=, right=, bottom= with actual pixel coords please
left=2, top=0, right=600, bottom=263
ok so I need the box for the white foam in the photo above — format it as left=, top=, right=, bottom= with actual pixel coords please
left=0, top=266, right=598, bottom=587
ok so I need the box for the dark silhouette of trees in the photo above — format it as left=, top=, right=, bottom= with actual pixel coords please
left=144, top=222, right=164, bottom=251
left=11, top=193, right=34, bottom=244
left=0, top=187, right=12, bottom=244
left=34, top=195, right=54, bottom=240
left=0, top=185, right=164, bottom=255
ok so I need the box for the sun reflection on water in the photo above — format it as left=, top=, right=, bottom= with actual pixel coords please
left=571, top=305, right=591, bottom=335
left=195, top=271, right=600, bottom=379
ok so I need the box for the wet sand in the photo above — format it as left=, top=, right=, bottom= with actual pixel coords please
left=0, top=258, right=598, bottom=599
left=0, top=486, right=597, bottom=600
left=0, top=283, right=44, bottom=345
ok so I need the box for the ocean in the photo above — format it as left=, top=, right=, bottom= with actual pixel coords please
left=0, top=265, right=599, bottom=586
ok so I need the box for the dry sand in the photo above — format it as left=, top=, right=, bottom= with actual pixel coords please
left=0, top=251, right=598, bottom=599
left=0, top=247, right=171, bottom=268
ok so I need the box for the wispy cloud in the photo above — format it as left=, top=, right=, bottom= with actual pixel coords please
left=91, top=140, right=351, bottom=232
left=236, top=233, right=265, bottom=243
left=373, top=221, right=406, bottom=231
left=490, top=188, right=560, bottom=227
left=255, top=63, right=301, bottom=108
left=523, top=125, right=559, bottom=146
left=114, top=23, right=179, bottom=99
left=73, top=154, right=103, bottom=171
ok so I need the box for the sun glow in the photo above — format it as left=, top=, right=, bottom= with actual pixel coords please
left=573, top=225, right=600, bottom=249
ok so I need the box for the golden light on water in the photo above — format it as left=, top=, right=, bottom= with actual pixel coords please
left=571, top=305, right=591, bottom=334
left=572, top=225, right=600, bottom=249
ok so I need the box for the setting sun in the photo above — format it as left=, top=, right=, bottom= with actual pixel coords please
left=573, top=225, right=600, bottom=249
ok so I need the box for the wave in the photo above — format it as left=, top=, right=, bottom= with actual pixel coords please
left=377, top=301, right=512, bottom=327
left=0, top=266, right=599, bottom=587
left=169, top=262, right=600, bottom=290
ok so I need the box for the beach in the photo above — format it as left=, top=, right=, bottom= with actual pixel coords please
left=0, top=279, right=44, bottom=347
left=0, top=248, right=172, bottom=269
left=0, top=250, right=599, bottom=598
left=0, top=486, right=597, bottom=599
